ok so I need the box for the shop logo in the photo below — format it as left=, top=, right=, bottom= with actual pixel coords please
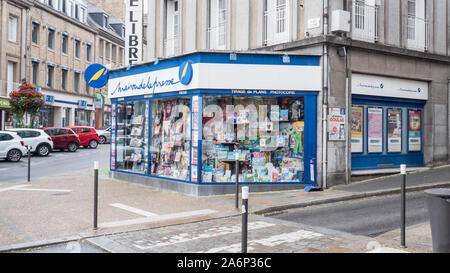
left=380, top=83, right=384, bottom=89
left=179, top=61, right=193, bottom=85
left=85, top=64, right=109, bottom=88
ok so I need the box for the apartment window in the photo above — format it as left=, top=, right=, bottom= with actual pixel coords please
left=119, top=48, right=124, bottom=65
left=62, top=0, right=67, bottom=13
left=8, top=16, right=18, bottom=42
left=112, top=44, right=117, bottom=62
left=32, top=21, right=40, bottom=44
left=276, top=0, right=286, bottom=34
left=105, top=42, right=111, bottom=60
left=48, top=28, right=55, bottom=49
left=165, top=0, right=181, bottom=56
left=74, top=39, right=81, bottom=59
left=407, top=0, right=427, bottom=51
left=86, top=44, right=91, bottom=62
left=62, top=34, right=68, bottom=54
left=47, top=65, right=54, bottom=88
left=264, top=0, right=290, bottom=46
left=351, top=0, right=377, bottom=43
left=85, top=82, right=90, bottom=95
left=32, top=61, right=39, bottom=85
left=68, top=1, right=74, bottom=17
left=61, top=69, right=68, bottom=90
left=208, top=0, right=228, bottom=49
left=74, top=72, right=80, bottom=93
left=79, top=7, right=86, bottom=23
left=103, top=15, right=109, bottom=28
left=74, top=4, right=79, bottom=20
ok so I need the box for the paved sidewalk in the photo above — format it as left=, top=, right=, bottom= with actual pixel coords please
left=1, top=165, right=447, bottom=253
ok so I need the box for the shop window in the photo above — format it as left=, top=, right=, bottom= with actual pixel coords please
left=150, top=98, right=191, bottom=180
left=201, top=96, right=305, bottom=183
left=116, top=101, right=149, bottom=174
left=75, top=109, right=90, bottom=126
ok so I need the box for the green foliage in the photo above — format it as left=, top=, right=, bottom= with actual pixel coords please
left=9, top=83, right=45, bottom=127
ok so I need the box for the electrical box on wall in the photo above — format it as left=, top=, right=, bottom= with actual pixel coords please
left=331, top=10, right=351, bottom=33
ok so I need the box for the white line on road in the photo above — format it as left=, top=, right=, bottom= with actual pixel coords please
left=99, top=209, right=217, bottom=229
left=110, top=203, right=158, bottom=217
left=13, top=188, right=72, bottom=193
left=0, top=185, right=30, bottom=192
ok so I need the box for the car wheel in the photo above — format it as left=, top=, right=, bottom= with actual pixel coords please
left=89, top=140, right=98, bottom=149
left=37, top=144, right=51, bottom=157
left=7, top=149, right=22, bottom=162
left=99, top=136, right=107, bottom=144
left=68, top=142, right=78, bottom=152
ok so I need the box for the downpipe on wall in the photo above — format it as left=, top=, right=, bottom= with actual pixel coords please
left=322, top=0, right=329, bottom=189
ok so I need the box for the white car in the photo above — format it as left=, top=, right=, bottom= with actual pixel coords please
left=0, top=131, right=27, bottom=162
left=7, top=129, right=54, bottom=157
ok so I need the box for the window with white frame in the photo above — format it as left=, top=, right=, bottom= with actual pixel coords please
left=407, top=0, right=427, bottom=51
left=208, top=0, right=229, bottom=50
left=8, top=16, right=18, bottom=43
left=264, top=0, right=290, bottom=46
left=351, top=0, right=378, bottom=43
left=74, top=39, right=81, bottom=58
left=165, top=0, right=181, bottom=56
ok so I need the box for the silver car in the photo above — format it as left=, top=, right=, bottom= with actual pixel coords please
left=96, top=127, right=111, bottom=144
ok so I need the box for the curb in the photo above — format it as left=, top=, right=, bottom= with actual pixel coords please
left=0, top=235, right=83, bottom=253
left=253, top=181, right=450, bottom=215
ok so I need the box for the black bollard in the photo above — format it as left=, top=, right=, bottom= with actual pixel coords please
left=242, top=186, right=249, bottom=253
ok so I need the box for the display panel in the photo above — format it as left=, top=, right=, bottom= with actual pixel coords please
left=367, top=107, right=383, bottom=153
left=387, top=108, right=402, bottom=153
left=201, top=96, right=305, bottom=183
left=351, top=106, right=364, bottom=153
left=150, top=97, right=191, bottom=181
left=408, top=109, right=422, bottom=152
left=115, top=101, right=149, bottom=174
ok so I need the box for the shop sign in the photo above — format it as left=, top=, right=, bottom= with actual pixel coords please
left=125, top=0, right=143, bottom=65
left=95, top=98, right=103, bottom=109
left=44, top=95, right=54, bottom=105
left=352, top=74, right=428, bottom=101
left=328, top=108, right=346, bottom=141
left=78, top=100, right=88, bottom=108
left=104, top=106, right=112, bottom=113
left=85, top=64, right=109, bottom=88
left=0, top=98, right=11, bottom=109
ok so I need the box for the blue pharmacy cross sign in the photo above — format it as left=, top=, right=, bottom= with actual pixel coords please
left=179, top=61, right=193, bottom=85
left=84, top=63, right=109, bottom=88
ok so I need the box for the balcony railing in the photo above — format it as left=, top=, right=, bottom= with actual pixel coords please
left=207, top=12, right=229, bottom=50
left=407, top=15, right=429, bottom=52
left=264, top=3, right=290, bottom=46
left=351, top=0, right=379, bottom=43
left=164, top=35, right=181, bottom=57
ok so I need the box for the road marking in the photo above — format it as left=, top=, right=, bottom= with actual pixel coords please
left=0, top=185, right=31, bottom=192
left=133, top=221, right=276, bottom=250
left=110, top=203, right=158, bottom=217
left=202, top=230, right=324, bottom=253
left=13, top=188, right=72, bottom=193
left=99, top=209, right=217, bottom=229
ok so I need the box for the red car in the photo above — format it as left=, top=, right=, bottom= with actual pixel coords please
left=43, top=127, right=80, bottom=152
left=66, top=126, right=99, bottom=149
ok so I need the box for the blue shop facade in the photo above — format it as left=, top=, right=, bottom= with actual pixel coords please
left=108, top=52, right=322, bottom=195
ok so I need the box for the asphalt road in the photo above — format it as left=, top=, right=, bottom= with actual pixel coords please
left=0, top=144, right=110, bottom=184
left=14, top=241, right=106, bottom=253
left=271, top=192, right=429, bottom=237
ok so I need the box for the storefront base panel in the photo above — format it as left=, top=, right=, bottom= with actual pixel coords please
left=352, top=154, right=424, bottom=171
left=110, top=171, right=307, bottom=197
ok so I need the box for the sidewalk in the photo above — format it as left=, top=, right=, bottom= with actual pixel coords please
left=1, top=165, right=448, bottom=253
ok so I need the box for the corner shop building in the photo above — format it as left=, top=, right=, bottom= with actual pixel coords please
left=108, top=52, right=322, bottom=195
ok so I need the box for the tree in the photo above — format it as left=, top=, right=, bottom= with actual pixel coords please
left=9, top=83, right=45, bottom=128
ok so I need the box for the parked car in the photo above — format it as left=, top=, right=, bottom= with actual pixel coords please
left=96, top=127, right=111, bottom=144
left=66, top=126, right=99, bottom=149
left=7, top=129, right=54, bottom=156
left=0, top=131, right=27, bottom=162
left=43, top=127, right=80, bottom=152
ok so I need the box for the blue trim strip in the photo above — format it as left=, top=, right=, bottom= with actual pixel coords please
left=352, top=95, right=426, bottom=107
left=109, top=52, right=320, bottom=79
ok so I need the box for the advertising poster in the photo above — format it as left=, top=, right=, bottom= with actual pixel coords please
left=192, top=148, right=198, bottom=165
left=387, top=109, right=402, bottom=153
left=351, top=107, right=363, bottom=153
left=367, top=107, right=383, bottom=153
left=328, top=108, right=346, bottom=141
left=408, top=110, right=422, bottom=151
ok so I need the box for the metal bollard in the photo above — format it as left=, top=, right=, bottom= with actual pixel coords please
left=400, top=164, right=407, bottom=248
left=27, top=146, right=31, bottom=182
left=94, top=161, right=99, bottom=230
left=241, top=186, right=249, bottom=253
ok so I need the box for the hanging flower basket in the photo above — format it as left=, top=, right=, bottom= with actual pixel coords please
left=9, top=83, right=45, bottom=127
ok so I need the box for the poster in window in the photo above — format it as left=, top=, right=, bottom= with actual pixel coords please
left=351, top=107, right=363, bottom=153
left=328, top=108, right=346, bottom=141
left=387, top=109, right=402, bottom=153
left=408, top=110, right=422, bottom=152
left=367, top=107, right=383, bottom=153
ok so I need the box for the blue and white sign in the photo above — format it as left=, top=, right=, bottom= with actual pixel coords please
left=352, top=73, right=428, bottom=100
left=84, top=64, right=109, bottom=88
left=78, top=100, right=88, bottom=108
left=44, top=95, right=54, bottom=104
left=179, top=61, right=193, bottom=85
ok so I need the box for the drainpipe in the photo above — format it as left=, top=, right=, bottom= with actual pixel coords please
left=24, top=8, right=30, bottom=82
left=448, top=78, right=450, bottom=164
left=322, top=0, right=329, bottom=189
